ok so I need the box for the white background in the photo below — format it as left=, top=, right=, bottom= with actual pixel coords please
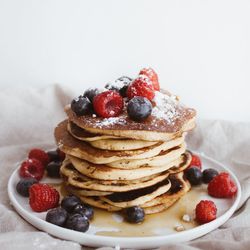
left=0, top=0, right=249, bottom=121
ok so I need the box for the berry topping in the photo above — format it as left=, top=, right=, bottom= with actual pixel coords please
left=61, top=195, right=81, bottom=213
left=188, top=154, right=202, bottom=170
left=202, top=168, right=219, bottom=184
left=127, top=76, right=155, bottom=100
left=124, top=206, right=145, bottom=223
left=65, top=214, right=89, bottom=232
left=28, top=148, right=50, bottom=167
left=208, top=172, right=237, bottom=198
left=46, top=161, right=61, bottom=178
left=185, top=167, right=203, bottom=186
left=72, top=204, right=94, bottom=220
left=47, top=150, right=61, bottom=162
left=83, top=88, right=100, bottom=102
left=57, top=148, right=65, bottom=161
left=195, top=200, right=217, bottom=224
left=16, top=178, right=38, bottom=197
left=105, top=76, right=132, bottom=97
left=71, top=95, right=92, bottom=116
left=127, top=97, right=152, bottom=121
left=46, top=207, right=68, bottom=227
left=19, top=159, right=44, bottom=181
left=139, top=68, right=160, bottom=91
left=93, top=90, right=124, bottom=118
left=29, top=184, right=60, bottom=212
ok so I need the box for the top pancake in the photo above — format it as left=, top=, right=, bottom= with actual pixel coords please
left=65, top=90, right=196, bottom=141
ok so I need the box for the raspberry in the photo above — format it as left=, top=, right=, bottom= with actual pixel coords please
left=195, top=200, right=217, bottom=224
left=187, top=154, right=202, bottom=170
left=29, top=184, right=60, bottom=212
left=139, top=68, right=160, bottom=91
left=28, top=148, right=50, bottom=167
left=93, top=90, right=124, bottom=118
left=19, top=159, right=44, bottom=181
left=127, top=76, right=155, bottom=100
left=208, top=172, right=237, bottom=198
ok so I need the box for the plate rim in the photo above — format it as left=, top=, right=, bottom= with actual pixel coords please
left=8, top=154, right=242, bottom=248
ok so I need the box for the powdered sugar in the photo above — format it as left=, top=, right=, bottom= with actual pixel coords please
left=152, top=91, right=179, bottom=124
left=95, top=117, right=126, bottom=128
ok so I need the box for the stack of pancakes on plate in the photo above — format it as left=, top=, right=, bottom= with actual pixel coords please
left=55, top=90, right=196, bottom=214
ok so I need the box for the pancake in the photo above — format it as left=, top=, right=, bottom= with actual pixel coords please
left=67, top=121, right=121, bottom=141
left=55, top=120, right=185, bottom=164
left=89, top=139, right=158, bottom=151
left=61, top=161, right=173, bottom=192
left=65, top=90, right=196, bottom=141
left=107, top=143, right=187, bottom=169
left=68, top=153, right=189, bottom=180
left=64, top=183, right=113, bottom=196
left=100, top=177, right=171, bottom=208
left=141, top=172, right=191, bottom=208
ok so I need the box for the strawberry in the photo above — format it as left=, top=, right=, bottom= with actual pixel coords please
left=127, top=76, right=155, bottom=100
left=208, top=172, right=237, bottom=198
left=93, top=90, right=124, bottom=118
left=29, top=184, right=60, bottom=212
left=139, top=67, right=160, bottom=91
left=28, top=148, right=50, bottom=167
left=187, top=154, right=202, bottom=170
left=195, top=200, right=217, bottom=224
left=19, top=159, right=44, bottom=181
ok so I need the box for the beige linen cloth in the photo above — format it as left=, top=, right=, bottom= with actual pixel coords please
left=0, top=84, right=250, bottom=250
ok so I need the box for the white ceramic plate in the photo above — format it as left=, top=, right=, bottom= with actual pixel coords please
left=8, top=154, right=241, bottom=249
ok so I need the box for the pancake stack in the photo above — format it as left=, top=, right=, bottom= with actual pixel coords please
left=55, top=89, right=196, bottom=215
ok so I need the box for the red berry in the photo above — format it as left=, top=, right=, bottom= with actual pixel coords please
left=208, top=172, right=237, bottom=198
left=29, top=184, right=60, bottom=212
left=187, top=154, right=202, bottom=170
left=19, top=159, right=44, bottom=181
left=28, top=148, right=50, bottom=167
left=127, top=76, right=155, bottom=100
left=195, top=200, right=217, bottom=224
left=93, top=90, right=124, bottom=118
left=139, top=68, right=160, bottom=91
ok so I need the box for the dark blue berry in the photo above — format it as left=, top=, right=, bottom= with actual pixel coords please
left=83, top=88, right=100, bottom=102
left=202, top=168, right=219, bottom=184
left=124, top=206, right=145, bottom=223
left=105, top=76, right=132, bottom=97
left=46, top=161, right=61, bottom=178
left=71, top=96, right=92, bottom=116
left=46, top=207, right=68, bottom=227
left=65, top=214, right=89, bottom=232
left=47, top=150, right=60, bottom=162
left=61, top=195, right=81, bottom=213
left=127, top=97, right=152, bottom=121
left=72, top=204, right=94, bottom=220
left=185, top=167, right=203, bottom=186
left=16, top=178, right=38, bottom=197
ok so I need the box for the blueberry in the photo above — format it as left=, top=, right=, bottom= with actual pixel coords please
left=71, top=96, right=92, bottom=116
left=105, top=76, right=132, bottom=97
left=72, top=204, right=94, bottom=220
left=83, top=88, right=100, bottom=102
left=46, top=161, right=61, bottom=178
left=127, top=97, right=152, bottom=121
left=65, top=214, right=89, bottom=232
left=47, top=150, right=60, bottom=162
left=46, top=207, right=68, bottom=227
left=124, top=206, right=145, bottom=223
left=16, top=178, right=38, bottom=197
left=202, top=168, right=219, bottom=184
left=61, top=195, right=81, bottom=213
left=185, top=167, right=203, bottom=186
